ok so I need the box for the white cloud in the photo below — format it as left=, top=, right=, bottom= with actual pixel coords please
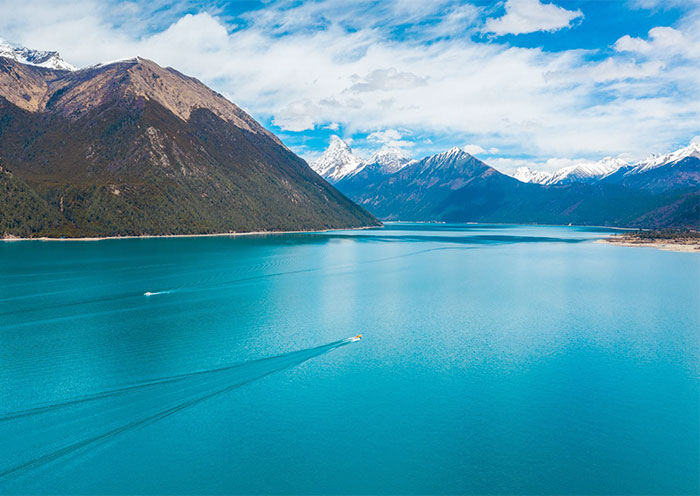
left=615, top=26, right=700, bottom=59
left=628, top=0, right=688, bottom=10
left=463, top=144, right=486, bottom=155
left=367, top=129, right=414, bottom=148
left=484, top=0, right=583, bottom=36
left=347, top=68, right=428, bottom=93
left=0, top=0, right=697, bottom=163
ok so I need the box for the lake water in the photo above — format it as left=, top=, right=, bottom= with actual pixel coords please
left=1, top=223, right=698, bottom=494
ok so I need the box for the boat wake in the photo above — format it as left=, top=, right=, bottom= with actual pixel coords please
left=143, top=290, right=173, bottom=296
left=0, top=337, right=360, bottom=482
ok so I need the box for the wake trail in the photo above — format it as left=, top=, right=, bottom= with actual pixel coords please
left=3, top=244, right=464, bottom=325
left=141, top=248, right=454, bottom=298
left=0, top=337, right=355, bottom=479
left=0, top=338, right=353, bottom=423
left=143, top=290, right=174, bottom=296
left=0, top=338, right=359, bottom=480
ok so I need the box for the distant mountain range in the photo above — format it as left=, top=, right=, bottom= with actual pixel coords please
left=514, top=144, right=700, bottom=186
left=513, top=157, right=627, bottom=185
left=0, top=40, right=76, bottom=71
left=0, top=43, right=378, bottom=237
left=314, top=137, right=699, bottom=228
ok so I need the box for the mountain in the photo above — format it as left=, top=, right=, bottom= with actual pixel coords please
left=0, top=40, right=76, bottom=71
left=0, top=55, right=378, bottom=237
left=511, top=144, right=700, bottom=188
left=628, top=142, right=700, bottom=175
left=310, top=135, right=363, bottom=183
left=512, top=157, right=625, bottom=185
left=363, top=147, right=414, bottom=175
left=601, top=143, right=700, bottom=193
left=336, top=147, right=519, bottom=220
left=547, top=157, right=626, bottom=185
left=335, top=145, right=699, bottom=228
left=512, top=167, right=553, bottom=184
left=310, top=136, right=412, bottom=183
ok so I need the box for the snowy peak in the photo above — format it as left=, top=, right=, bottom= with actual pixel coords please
left=513, top=167, right=553, bottom=184
left=628, top=142, right=700, bottom=175
left=423, top=146, right=470, bottom=167
left=509, top=143, right=699, bottom=185
left=312, top=138, right=415, bottom=183
left=410, top=147, right=493, bottom=180
left=511, top=157, right=626, bottom=185
left=366, top=147, right=414, bottom=174
left=0, top=40, right=76, bottom=71
left=310, top=135, right=364, bottom=183
left=548, top=157, right=626, bottom=185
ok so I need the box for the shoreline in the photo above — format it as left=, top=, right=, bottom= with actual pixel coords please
left=1, top=225, right=380, bottom=242
left=386, top=220, right=634, bottom=230
left=596, top=238, right=700, bottom=253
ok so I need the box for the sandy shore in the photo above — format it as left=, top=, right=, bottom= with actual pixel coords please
left=596, top=238, right=700, bottom=253
left=1, top=225, right=379, bottom=242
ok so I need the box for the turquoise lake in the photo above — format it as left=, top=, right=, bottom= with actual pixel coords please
left=1, top=223, right=698, bottom=494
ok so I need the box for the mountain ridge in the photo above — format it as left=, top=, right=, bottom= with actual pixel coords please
left=310, top=135, right=413, bottom=183
left=0, top=55, right=379, bottom=237
left=312, top=134, right=699, bottom=190
left=334, top=144, right=699, bottom=228
left=0, top=39, right=76, bottom=71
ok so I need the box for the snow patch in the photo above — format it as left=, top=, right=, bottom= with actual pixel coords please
left=0, top=40, right=75, bottom=71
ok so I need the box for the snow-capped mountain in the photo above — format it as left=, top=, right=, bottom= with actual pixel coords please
left=310, top=135, right=364, bottom=183
left=625, top=142, right=700, bottom=175
left=547, top=157, right=627, bottom=185
left=334, top=146, right=516, bottom=220
left=0, top=40, right=76, bottom=71
left=334, top=142, right=698, bottom=228
left=411, top=146, right=473, bottom=174
left=364, top=147, right=414, bottom=174
left=511, top=157, right=626, bottom=185
left=311, top=137, right=413, bottom=183
left=512, top=167, right=553, bottom=184
left=510, top=144, right=699, bottom=186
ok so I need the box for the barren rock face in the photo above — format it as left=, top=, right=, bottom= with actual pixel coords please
left=0, top=57, right=282, bottom=145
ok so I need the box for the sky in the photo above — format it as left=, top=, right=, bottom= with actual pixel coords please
left=1, top=0, right=698, bottom=172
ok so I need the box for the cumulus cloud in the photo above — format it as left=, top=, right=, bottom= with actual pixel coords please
left=615, top=26, right=700, bottom=59
left=484, top=0, right=583, bottom=36
left=0, top=0, right=697, bottom=162
left=463, top=144, right=486, bottom=155
left=367, top=129, right=414, bottom=148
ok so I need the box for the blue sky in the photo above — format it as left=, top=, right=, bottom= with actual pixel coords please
left=1, top=0, right=698, bottom=171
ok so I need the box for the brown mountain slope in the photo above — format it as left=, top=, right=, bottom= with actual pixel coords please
left=0, top=57, right=378, bottom=237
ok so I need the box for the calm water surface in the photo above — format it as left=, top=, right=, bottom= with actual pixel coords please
left=1, top=223, right=698, bottom=494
